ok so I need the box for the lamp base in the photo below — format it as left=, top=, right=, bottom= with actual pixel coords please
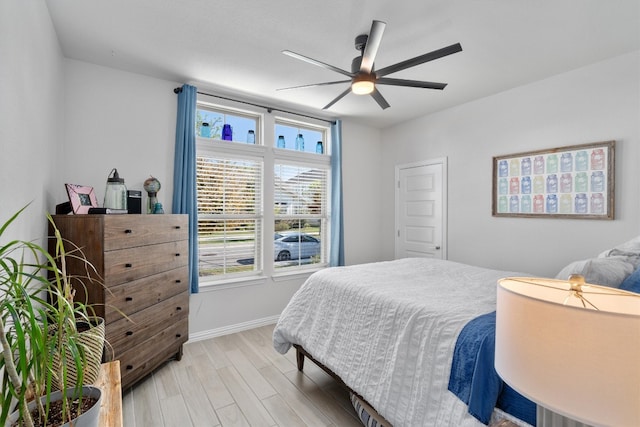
left=537, top=406, right=593, bottom=427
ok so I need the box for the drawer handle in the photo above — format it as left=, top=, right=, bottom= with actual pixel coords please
left=126, top=364, right=133, bottom=370
left=175, top=253, right=181, bottom=257
left=175, top=279, right=181, bottom=284
left=176, top=333, right=182, bottom=338
left=125, top=263, right=133, bottom=268
left=176, top=306, right=182, bottom=311
left=126, top=331, right=133, bottom=336
left=125, top=297, right=133, bottom=301
left=124, top=229, right=133, bottom=234
left=174, top=226, right=181, bottom=229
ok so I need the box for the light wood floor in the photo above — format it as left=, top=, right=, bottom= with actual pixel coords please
left=121, top=324, right=364, bottom=427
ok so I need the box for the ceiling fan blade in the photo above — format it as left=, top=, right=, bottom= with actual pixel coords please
left=376, top=77, right=447, bottom=90
left=375, top=43, right=462, bottom=77
left=282, top=50, right=354, bottom=77
left=323, top=87, right=352, bottom=110
left=360, top=20, right=386, bottom=74
left=371, top=88, right=390, bottom=110
left=277, top=80, right=351, bottom=91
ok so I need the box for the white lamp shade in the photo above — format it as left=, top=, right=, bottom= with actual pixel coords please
left=496, top=277, right=640, bottom=427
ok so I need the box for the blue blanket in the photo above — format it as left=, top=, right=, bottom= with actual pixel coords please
left=448, top=311, right=536, bottom=425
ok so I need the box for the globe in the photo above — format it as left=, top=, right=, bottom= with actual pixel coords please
left=143, top=176, right=161, bottom=195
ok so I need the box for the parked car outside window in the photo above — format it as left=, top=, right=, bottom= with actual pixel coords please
left=274, top=232, right=320, bottom=261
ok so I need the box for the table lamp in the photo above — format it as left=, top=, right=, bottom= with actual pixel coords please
left=495, top=275, right=640, bottom=427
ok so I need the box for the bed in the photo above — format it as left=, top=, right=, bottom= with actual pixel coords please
left=272, top=257, right=535, bottom=427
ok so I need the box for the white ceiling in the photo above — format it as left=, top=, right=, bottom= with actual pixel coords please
left=45, top=0, right=640, bottom=128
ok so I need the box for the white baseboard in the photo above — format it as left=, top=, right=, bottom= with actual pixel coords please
left=187, top=315, right=280, bottom=342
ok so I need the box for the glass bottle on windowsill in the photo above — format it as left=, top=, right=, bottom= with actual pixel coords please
left=295, top=134, right=304, bottom=151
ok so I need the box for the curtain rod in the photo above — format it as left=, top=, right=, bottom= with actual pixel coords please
left=174, top=87, right=336, bottom=125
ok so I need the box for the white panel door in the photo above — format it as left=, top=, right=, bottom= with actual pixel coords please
left=395, top=159, right=447, bottom=259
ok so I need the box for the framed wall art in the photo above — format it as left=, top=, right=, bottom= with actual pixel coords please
left=492, top=141, right=615, bottom=219
left=65, top=183, right=99, bottom=214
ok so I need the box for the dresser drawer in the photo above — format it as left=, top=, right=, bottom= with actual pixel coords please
left=103, top=240, right=188, bottom=286
left=106, top=292, right=189, bottom=355
left=104, top=266, right=189, bottom=324
left=103, top=215, right=188, bottom=251
left=117, top=319, right=188, bottom=388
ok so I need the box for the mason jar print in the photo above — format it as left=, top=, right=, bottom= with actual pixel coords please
left=575, top=151, right=588, bottom=171
left=498, top=196, right=508, bottom=213
left=521, top=176, right=531, bottom=194
left=591, top=193, right=604, bottom=214
left=521, top=157, right=532, bottom=176
left=547, top=154, right=558, bottom=174
left=533, top=156, right=545, bottom=174
left=560, top=173, right=572, bottom=193
left=546, top=174, right=558, bottom=193
left=560, top=152, right=573, bottom=172
left=499, top=178, right=508, bottom=195
left=533, top=176, right=545, bottom=193
left=591, top=171, right=604, bottom=192
left=533, top=195, right=544, bottom=213
left=575, top=193, right=588, bottom=214
left=510, top=158, right=520, bottom=176
left=591, top=148, right=605, bottom=170
left=499, top=160, right=508, bottom=177
left=560, top=194, right=572, bottom=214
left=510, top=177, right=520, bottom=194
left=546, top=194, right=558, bottom=213
left=575, top=172, right=588, bottom=192
left=521, top=195, right=531, bottom=213
left=510, top=195, right=520, bottom=213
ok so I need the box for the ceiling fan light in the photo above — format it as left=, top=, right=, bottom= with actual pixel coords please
left=351, top=77, right=375, bottom=95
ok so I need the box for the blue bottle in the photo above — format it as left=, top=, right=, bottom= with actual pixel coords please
left=295, top=134, right=304, bottom=151
left=222, top=124, right=232, bottom=141
left=277, top=135, right=285, bottom=148
left=316, top=141, right=323, bottom=154
left=200, top=122, right=211, bottom=138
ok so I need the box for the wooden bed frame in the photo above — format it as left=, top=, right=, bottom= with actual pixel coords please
left=294, top=344, right=393, bottom=426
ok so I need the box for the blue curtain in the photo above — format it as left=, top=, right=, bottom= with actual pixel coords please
left=172, top=84, right=199, bottom=293
left=330, top=120, right=345, bottom=266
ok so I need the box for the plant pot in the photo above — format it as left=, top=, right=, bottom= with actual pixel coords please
left=5, top=385, right=102, bottom=427
left=51, top=317, right=105, bottom=390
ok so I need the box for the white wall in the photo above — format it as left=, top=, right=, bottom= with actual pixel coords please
left=341, top=122, right=384, bottom=265
left=381, top=51, right=640, bottom=278
left=0, top=1, right=64, bottom=243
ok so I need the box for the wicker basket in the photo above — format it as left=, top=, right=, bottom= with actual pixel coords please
left=51, top=317, right=105, bottom=390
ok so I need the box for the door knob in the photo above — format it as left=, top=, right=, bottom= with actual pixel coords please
left=435, top=246, right=441, bottom=250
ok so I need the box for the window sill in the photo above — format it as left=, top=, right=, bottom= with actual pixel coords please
left=198, top=275, right=269, bottom=292
left=271, top=265, right=326, bottom=282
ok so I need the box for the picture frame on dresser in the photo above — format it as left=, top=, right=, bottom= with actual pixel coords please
left=65, top=183, right=99, bottom=214
left=492, top=140, right=615, bottom=220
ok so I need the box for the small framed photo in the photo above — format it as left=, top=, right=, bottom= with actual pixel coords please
left=492, top=140, right=615, bottom=219
left=65, top=183, right=98, bottom=214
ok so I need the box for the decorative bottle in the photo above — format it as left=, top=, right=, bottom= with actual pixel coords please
left=316, top=141, right=323, bottom=154
left=295, top=134, right=304, bottom=151
left=277, top=135, right=286, bottom=148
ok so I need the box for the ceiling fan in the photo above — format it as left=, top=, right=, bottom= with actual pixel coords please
left=278, top=20, right=462, bottom=110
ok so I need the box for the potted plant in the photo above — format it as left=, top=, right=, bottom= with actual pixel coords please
left=0, top=205, right=105, bottom=427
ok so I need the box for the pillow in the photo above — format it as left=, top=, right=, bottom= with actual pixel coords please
left=598, top=236, right=640, bottom=267
left=619, top=267, right=640, bottom=294
left=555, top=257, right=635, bottom=288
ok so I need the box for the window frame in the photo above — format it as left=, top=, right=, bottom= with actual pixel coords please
left=195, top=95, right=332, bottom=289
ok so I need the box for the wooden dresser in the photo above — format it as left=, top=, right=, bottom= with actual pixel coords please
left=50, top=214, right=189, bottom=390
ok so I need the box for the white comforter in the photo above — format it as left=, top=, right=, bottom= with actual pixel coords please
left=273, top=258, right=524, bottom=427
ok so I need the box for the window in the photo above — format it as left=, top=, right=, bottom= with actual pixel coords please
left=195, top=98, right=331, bottom=286
left=274, top=163, right=327, bottom=269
